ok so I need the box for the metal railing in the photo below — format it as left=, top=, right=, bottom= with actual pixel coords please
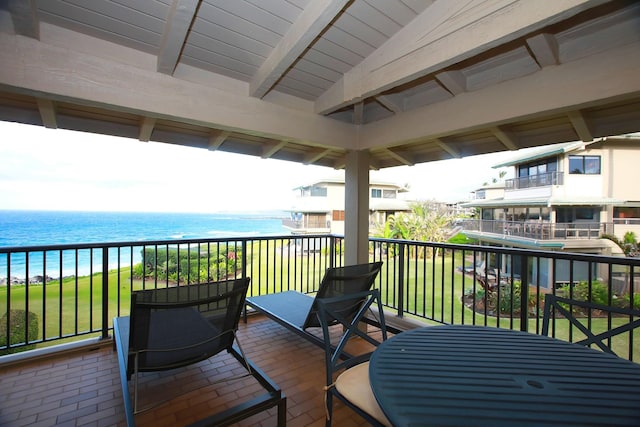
left=1, top=235, right=639, bottom=361
left=281, top=217, right=329, bottom=230
left=461, top=219, right=614, bottom=240
left=505, top=171, right=563, bottom=189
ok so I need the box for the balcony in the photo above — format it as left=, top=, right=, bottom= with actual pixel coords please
left=281, top=217, right=330, bottom=233
left=505, top=171, right=563, bottom=190
left=462, top=219, right=614, bottom=240
left=1, top=235, right=639, bottom=425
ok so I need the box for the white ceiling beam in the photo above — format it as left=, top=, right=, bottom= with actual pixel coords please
left=262, top=140, right=288, bottom=158
left=434, top=138, right=461, bottom=159
left=0, top=32, right=356, bottom=150
left=6, top=0, right=39, bottom=39
left=384, top=148, right=414, bottom=166
left=157, top=0, right=199, bottom=75
left=491, top=126, right=519, bottom=150
left=360, top=41, right=640, bottom=149
left=139, top=117, right=156, bottom=142
left=315, top=0, right=605, bottom=114
left=568, top=110, right=594, bottom=142
left=208, top=130, right=230, bottom=151
left=435, top=70, right=467, bottom=96
left=249, top=0, right=349, bottom=98
left=36, top=98, right=57, bottom=129
left=526, top=33, right=560, bottom=68
left=304, top=149, right=332, bottom=165
left=376, top=95, right=402, bottom=113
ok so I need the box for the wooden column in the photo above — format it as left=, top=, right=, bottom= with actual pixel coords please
left=344, top=150, right=370, bottom=265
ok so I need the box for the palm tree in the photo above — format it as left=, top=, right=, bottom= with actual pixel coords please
left=374, top=201, right=454, bottom=257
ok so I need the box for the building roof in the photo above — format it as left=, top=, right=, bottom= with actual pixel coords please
left=370, top=198, right=411, bottom=211
left=293, top=178, right=409, bottom=192
left=462, top=196, right=625, bottom=208
left=491, top=141, right=588, bottom=168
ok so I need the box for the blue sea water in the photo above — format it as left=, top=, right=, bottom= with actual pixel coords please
left=0, top=210, right=288, bottom=279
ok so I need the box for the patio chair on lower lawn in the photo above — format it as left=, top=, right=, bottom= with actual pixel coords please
left=113, top=278, right=286, bottom=427
left=245, top=261, right=391, bottom=349
left=542, top=293, right=640, bottom=357
left=316, top=289, right=391, bottom=427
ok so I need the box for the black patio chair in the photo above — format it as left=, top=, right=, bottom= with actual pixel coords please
left=542, top=293, right=640, bottom=357
left=316, top=289, right=391, bottom=427
left=113, top=278, right=286, bottom=427
left=245, top=261, right=389, bottom=348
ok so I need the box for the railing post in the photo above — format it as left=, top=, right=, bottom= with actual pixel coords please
left=102, top=247, right=109, bottom=339
left=519, top=255, right=529, bottom=332
left=397, top=244, right=405, bottom=317
left=241, top=240, right=248, bottom=280
left=329, top=236, right=335, bottom=269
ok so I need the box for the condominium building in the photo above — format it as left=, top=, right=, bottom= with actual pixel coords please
left=462, top=134, right=640, bottom=285
left=283, top=178, right=410, bottom=235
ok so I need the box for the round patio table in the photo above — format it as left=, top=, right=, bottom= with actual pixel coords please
left=369, top=325, right=640, bottom=426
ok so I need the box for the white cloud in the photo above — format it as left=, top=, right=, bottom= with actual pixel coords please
left=0, top=121, right=513, bottom=212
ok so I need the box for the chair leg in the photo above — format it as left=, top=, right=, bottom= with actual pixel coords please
left=133, top=355, right=139, bottom=414
left=325, top=389, right=333, bottom=427
left=277, top=396, right=287, bottom=427
left=233, top=332, right=253, bottom=374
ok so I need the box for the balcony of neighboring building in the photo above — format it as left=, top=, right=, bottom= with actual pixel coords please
left=282, top=213, right=331, bottom=234
left=462, top=219, right=613, bottom=240
left=505, top=171, right=564, bottom=190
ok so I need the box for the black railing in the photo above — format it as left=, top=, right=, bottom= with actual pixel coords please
left=505, top=171, right=563, bottom=189
left=462, top=219, right=614, bottom=240
left=1, top=235, right=639, bottom=361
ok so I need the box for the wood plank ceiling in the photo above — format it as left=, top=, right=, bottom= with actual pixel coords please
left=0, top=0, right=639, bottom=169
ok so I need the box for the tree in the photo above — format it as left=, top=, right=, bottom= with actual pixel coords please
left=602, top=232, right=639, bottom=257
left=374, top=201, right=454, bottom=256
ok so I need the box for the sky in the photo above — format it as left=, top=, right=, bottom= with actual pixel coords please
left=0, top=121, right=514, bottom=213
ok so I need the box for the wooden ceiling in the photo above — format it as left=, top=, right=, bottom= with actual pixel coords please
left=0, top=0, right=639, bottom=169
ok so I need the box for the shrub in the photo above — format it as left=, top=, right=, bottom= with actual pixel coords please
left=0, top=310, right=39, bottom=355
left=559, top=281, right=609, bottom=305
left=132, top=244, right=242, bottom=284
left=619, top=292, right=640, bottom=309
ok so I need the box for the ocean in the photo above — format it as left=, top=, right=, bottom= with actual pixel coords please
left=0, top=210, right=289, bottom=279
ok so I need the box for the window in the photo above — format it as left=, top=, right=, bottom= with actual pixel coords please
left=614, top=207, right=640, bottom=224
left=371, top=189, right=382, bottom=198
left=540, top=207, right=550, bottom=221
left=310, top=185, right=327, bottom=197
left=515, top=158, right=558, bottom=188
left=575, top=208, right=596, bottom=220
left=614, top=207, right=640, bottom=219
left=569, top=155, right=601, bottom=174
left=518, top=158, right=557, bottom=177
left=383, top=189, right=397, bottom=199
left=332, top=210, right=345, bottom=221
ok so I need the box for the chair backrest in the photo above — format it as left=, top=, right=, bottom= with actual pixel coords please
left=542, top=293, right=640, bottom=357
left=303, top=261, right=383, bottom=329
left=316, top=289, right=388, bottom=384
left=128, top=278, right=250, bottom=373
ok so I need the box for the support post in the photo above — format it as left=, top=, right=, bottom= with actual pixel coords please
left=344, top=150, right=370, bottom=265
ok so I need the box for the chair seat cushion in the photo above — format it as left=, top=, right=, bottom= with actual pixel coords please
left=335, top=362, right=392, bottom=427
